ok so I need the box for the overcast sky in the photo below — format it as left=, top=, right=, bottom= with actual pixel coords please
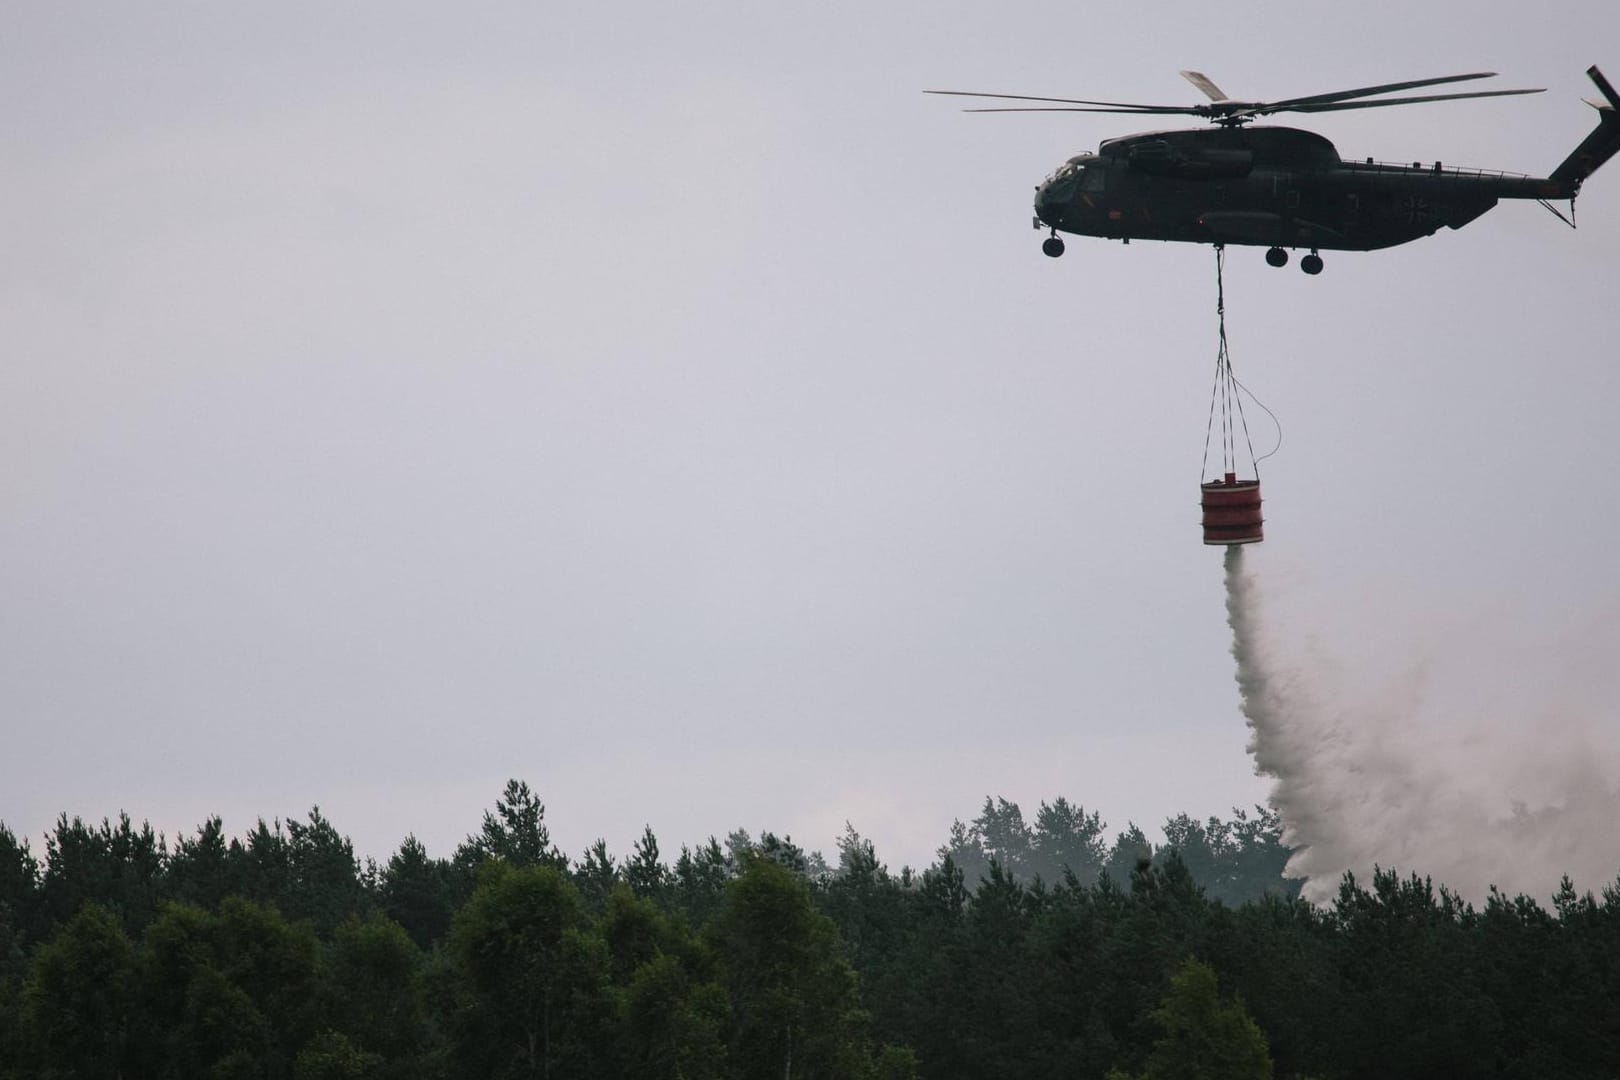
left=3, top=1, right=1617, bottom=879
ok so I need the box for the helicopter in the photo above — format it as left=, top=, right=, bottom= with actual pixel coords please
left=928, top=65, right=1620, bottom=273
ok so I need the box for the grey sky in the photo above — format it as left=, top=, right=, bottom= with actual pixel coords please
left=3, top=1, right=1617, bottom=879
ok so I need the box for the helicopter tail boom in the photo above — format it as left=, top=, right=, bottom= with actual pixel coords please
left=1549, top=66, right=1620, bottom=195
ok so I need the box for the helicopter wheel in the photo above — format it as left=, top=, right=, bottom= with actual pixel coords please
left=1042, top=235, right=1065, bottom=258
left=1301, top=252, right=1323, bottom=275
left=1265, top=246, right=1288, bottom=268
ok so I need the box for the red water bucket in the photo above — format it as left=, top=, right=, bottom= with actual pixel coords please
left=1201, top=473, right=1263, bottom=545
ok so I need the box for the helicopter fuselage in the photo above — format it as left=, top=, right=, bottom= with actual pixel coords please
left=1033, top=125, right=1563, bottom=252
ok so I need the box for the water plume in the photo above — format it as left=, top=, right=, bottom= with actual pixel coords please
left=1224, top=545, right=1620, bottom=904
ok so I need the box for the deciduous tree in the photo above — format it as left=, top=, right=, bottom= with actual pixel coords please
left=20, top=903, right=137, bottom=1076
left=446, top=861, right=612, bottom=1077
left=1117, top=958, right=1272, bottom=1080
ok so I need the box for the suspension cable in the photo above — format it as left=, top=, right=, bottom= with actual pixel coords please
left=1201, top=246, right=1262, bottom=483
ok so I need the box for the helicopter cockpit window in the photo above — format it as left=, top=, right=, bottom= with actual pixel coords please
left=1049, top=154, right=1105, bottom=194
left=1043, top=163, right=1081, bottom=201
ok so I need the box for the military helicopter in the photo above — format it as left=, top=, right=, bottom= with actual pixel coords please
left=928, top=65, right=1620, bottom=273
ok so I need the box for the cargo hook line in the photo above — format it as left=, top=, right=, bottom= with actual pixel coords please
left=1202, top=246, right=1259, bottom=482
left=1201, top=247, right=1282, bottom=485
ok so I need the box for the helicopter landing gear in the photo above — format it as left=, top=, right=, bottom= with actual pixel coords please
left=1300, top=251, right=1324, bottom=275
left=1265, top=246, right=1288, bottom=268
left=1042, top=233, right=1065, bottom=258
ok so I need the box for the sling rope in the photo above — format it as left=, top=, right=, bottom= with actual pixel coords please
left=1200, top=246, right=1280, bottom=481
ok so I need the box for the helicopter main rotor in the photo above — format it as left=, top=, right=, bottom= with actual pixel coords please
left=926, top=70, right=1544, bottom=126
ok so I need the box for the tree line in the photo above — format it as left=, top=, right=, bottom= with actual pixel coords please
left=2, top=780, right=1619, bottom=1078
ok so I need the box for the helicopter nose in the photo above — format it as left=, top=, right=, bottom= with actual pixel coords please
left=1034, top=184, right=1062, bottom=226
left=1034, top=172, right=1078, bottom=222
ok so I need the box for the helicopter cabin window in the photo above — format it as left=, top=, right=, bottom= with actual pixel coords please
left=1079, top=164, right=1107, bottom=192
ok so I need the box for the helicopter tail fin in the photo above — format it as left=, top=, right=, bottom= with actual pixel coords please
left=1549, top=66, right=1620, bottom=195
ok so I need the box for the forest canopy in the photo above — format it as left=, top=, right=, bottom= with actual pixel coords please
left=2, top=781, right=1618, bottom=1079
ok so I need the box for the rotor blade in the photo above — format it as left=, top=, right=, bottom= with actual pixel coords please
left=1180, top=70, right=1229, bottom=102
left=1264, top=71, right=1501, bottom=110
left=959, top=105, right=1205, bottom=114
left=1257, top=87, right=1545, bottom=116
left=924, top=89, right=1177, bottom=109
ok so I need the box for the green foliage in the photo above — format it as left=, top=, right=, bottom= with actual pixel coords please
left=445, top=860, right=613, bottom=1077
left=235, top=816, right=295, bottom=912
left=1206, top=893, right=1336, bottom=1078
left=19, top=903, right=136, bottom=1076
left=168, top=815, right=235, bottom=912
left=294, top=1030, right=384, bottom=1079
left=1033, top=797, right=1110, bottom=886
left=621, top=952, right=729, bottom=1079
left=1105, top=823, right=1156, bottom=887
left=671, top=838, right=730, bottom=926
left=823, top=825, right=909, bottom=995
left=135, top=896, right=323, bottom=1076
left=0, top=825, right=40, bottom=947
left=323, top=913, right=428, bottom=1071
left=601, top=886, right=682, bottom=984
left=576, top=838, right=619, bottom=910
left=940, top=800, right=1296, bottom=905
left=457, top=779, right=565, bottom=871
left=1134, top=958, right=1272, bottom=1080
left=874, top=1043, right=920, bottom=1080
left=1158, top=808, right=1296, bottom=906
left=1327, top=868, right=1502, bottom=1078
left=40, top=812, right=165, bottom=933
left=283, top=807, right=367, bottom=936
left=707, top=856, right=872, bottom=1079
left=974, top=798, right=1034, bottom=880
left=625, top=825, right=668, bottom=899
left=379, top=834, right=453, bottom=950
left=14, top=789, right=1620, bottom=1080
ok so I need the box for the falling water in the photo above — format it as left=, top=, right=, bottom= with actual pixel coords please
left=1223, top=545, right=1620, bottom=903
